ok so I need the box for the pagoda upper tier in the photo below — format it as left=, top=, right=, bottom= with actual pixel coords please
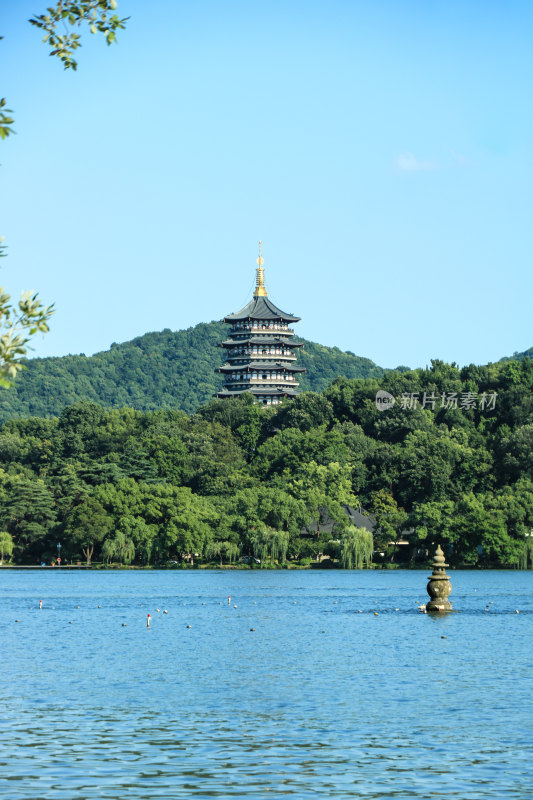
left=217, top=243, right=305, bottom=405
left=223, top=295, right=300, bottom=324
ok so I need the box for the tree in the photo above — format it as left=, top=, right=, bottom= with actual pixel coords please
left=65, top=496, right=113, bottom=564
left=520, top=535, right=533, bottom=570
left=1, top=476, right=57, bottom=556
left=206, top=540, right=239, bottom=567
left=367, top=489, right=408, bottom=550
left=101, top=531, right=135, bottom=565
left=251, top=526, right=289, bottom=565
left=0, top=272, right=54, bottom=386
left=136, top=484, right=218, bottom=563
left=0, top=530, right=13, bottom=562
left=410, top=499, right=455, bottom=545
left=198, top=393, right=265, bottom=459
left=449, top=492, right=517, bottom=566
left=100, top=537, right=115, bottom=564
left=287, top=536, right=317, bottom=562
left=29, top=1, right=129, bottom=72
left=272, top=391, right=334, bottom=432
left=116, top=515, right=157, bottom=565
left=500, top=424, right=533, bottom=481
left=340, top=526, right=373, bottom=569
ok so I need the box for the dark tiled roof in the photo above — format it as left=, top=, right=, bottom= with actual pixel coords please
left=223, top=295, right=300, bottom=323
left=302, top=506, right=378, bottom=536
left=345, top=507, right=378, bottom=533
left=301, top=506, right=415, bottom=539
left=219, top=362, right=306, bottom=372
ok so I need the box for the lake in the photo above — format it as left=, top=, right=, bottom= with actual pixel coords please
left=1, top=569, right=532, bottom=799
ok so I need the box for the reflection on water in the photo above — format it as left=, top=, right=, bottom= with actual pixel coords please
left=1, top=570, right=532, bottom=798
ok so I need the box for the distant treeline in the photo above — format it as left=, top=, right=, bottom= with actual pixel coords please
left=0, top=357, right=532, bottom=569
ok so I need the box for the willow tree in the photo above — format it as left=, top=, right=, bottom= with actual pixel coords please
left=206, top=540, right=239, bottom=567
left=101, top=537, right=116, bottom=565
left=340, top=525, right=373, bottom=569
left=252, top=527, right=289, bottom=565
left=102, top=532, right=135, bottom=565
left=519, top=536, right=533, bottom=570
left=0, top=530, right=13, bottom=563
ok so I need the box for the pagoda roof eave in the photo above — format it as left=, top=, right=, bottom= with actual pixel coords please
left=219, top=362, right=306, bottom=372
left=223, top=295, right=300, bottom=323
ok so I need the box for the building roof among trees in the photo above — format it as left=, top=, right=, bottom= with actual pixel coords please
left=302, top=506, right=378, bottom=536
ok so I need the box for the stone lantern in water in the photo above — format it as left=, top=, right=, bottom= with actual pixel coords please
left=426, top=545, right=453, bottom=612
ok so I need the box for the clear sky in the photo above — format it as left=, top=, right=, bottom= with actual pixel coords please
left=2, top=1, right=532, bottom=369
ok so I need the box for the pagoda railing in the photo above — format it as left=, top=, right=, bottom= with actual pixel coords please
left=225, top=351, right=296, bottom=359
left=224, top=375, right=298, bottom=383
left=229, top=324, right=295, bottom=335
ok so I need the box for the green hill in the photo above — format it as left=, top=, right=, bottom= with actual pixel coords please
left=500, top=346, right=533, bottom=363
left=0, top=321, right=384, bottom=422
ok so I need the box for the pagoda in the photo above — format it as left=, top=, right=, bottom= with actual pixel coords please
left=217, top=243, right=305, bottom=405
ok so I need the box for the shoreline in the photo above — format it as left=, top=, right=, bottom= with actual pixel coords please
left=0, top=563, right=525, bottom=571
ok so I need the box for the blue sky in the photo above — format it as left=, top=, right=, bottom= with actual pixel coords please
left=1, top=0, right=532, bottom=368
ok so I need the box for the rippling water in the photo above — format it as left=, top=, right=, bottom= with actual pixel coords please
left=1, top=569, right=532, bottom=799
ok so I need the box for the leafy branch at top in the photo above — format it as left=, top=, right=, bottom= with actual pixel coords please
left=0, top=238, right=55, bottom=385
left=1, top=3, right=128, bottom=135
left=29, top=0, right=129, bottom=71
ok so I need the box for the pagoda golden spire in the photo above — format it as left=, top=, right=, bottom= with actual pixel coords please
left=253, top=240, right=268, bottom=297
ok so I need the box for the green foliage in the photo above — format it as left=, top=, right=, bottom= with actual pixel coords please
left=29, top=1, right=129, bottom=71
left=206, top=539, right=239, bottom=566
left=520, top=537, right=533, bottom=570
left=0, top=352, right=532, bottom=568
left=0, top=530, right=13, bottom=561
left=367, top=489, right=408, bottom=547
left=101, top=531, right=135, bottom=564
left=499, top=346, right=533, bottom=363
left=65, top=496, right=113, bottom=563
left=500, top=424, right=533, bottom=481
left=340, top=526, right=373, bottom=569
left=251, top=526, right=289, bottom=565
left=298, top=344, right=383, bottom=392
left=272, top=392, right=335, bottom=432
left=0, top=287, right=54, bottom=386
left=0, top=98, right=15, bottom=140
left=1, top=474, right=56, bottom=558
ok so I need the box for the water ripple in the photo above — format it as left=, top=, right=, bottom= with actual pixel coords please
left=0, top=569, right=532, bottom=799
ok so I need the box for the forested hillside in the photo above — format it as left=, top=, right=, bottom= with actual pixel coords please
left=0, top=357, right=532, bottom=570
left=500, top=346, right=533, bottom=362
left=0, top=322, right=384, bottom=422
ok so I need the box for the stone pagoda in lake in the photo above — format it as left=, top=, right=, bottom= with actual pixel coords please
left=217, top=242, right=305, bottom=405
